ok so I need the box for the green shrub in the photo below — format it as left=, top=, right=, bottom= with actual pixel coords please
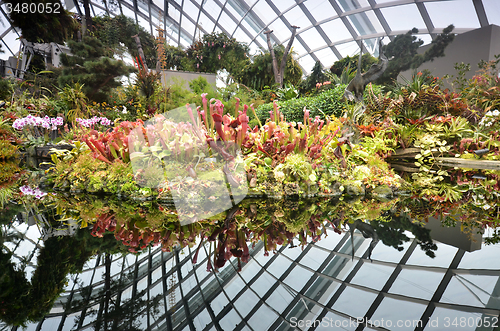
left=0, top=77, right=13, bottom=101
left=256, top=84, right=384, bottom=123
left=256, top=84, right=347, bottom=123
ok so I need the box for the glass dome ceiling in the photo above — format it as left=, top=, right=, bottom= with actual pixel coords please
left=0, top=0, right=498, bottom=74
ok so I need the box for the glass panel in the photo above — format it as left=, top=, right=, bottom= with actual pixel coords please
left=218, top=11, right=238, bottom=34
left=251, top=271, right=276, bottom=297
left=265, top=254, right=291, bottom=279
left=198, top=12, right=216, bottom=33
left=425, top=0, right=480, bottom=29
left=90, top=3, right=106, bottom=16
left=136, top=276, right=148, bottom=294
left=233, top=28, right=252, bottom=44
left=169, top=5, right=181, bottom=23
left=182, top=274, right=197, bottom=295
left=298, top=28, right=326, bottom=51
left=347, top=11, right=384, bottom=36
left=299, top=54, right=317, bottom=74
left=61, top=313, right=79, bottom=331
left=41, top=317, right=62, bottom=330
left=267, top=19, right=291, bottom=42
left=234, top=289, right=260, bottom=317
left=283, top=265, right=314, bottom=291
left=283, top=6, right=312, bottom=29
left=152, top=0, right=164, bottom=10
left=371, top=297, right=427, bottom=330
left=248, top=304, right=279, bottom=330
left=251, top=1, right=275, bottom=26
left=305, top=0, right=338, bottom=23
left=441, top=274, right=500, bottom=309
left=183, top=0, right=199, bottom=21
left=0, top=28, right=21, bottom=60
left=317, top=233, right=345, bottom=252
left=370, top=239, right=411, bottom=263
left=211, top=292, right=229, bottom=316
left=484, top=0, right=500, bottom=26
left=137, top=13, right=152, bottom=34
left=336, top=0, right=370, bottom=11
left=290, top=40, right=307, bottom=58
left=264, top=284, right=295, bottom=314
left=224, top=276, right=246, bottom=300
left=406, top=242, right=458, bottom=267
left=337, top=40, right=361, bottom=58
left=350, top=262, right=395, bottom=291
left=150, top=281, right=164, bottom=297
left=300, top=246, right=331, bottom=271
left=389, top=268, right=444, bottom=300
left=331, top=287, right=378, bottom=317
left=224, top=1, right=244, bottom=22
left=314, top=47, right=338, bottom=69
left=181, top=15, right=196, bottom=39
left=219, top=309, right=241, bottom=330
left=193, top=308, right=212, bottom=330
left=202, top=0, right=222, bottom=19
left=459, top=244, right=500, bottom=269
left=380, top=4, right=426, bottom=32
left=273, top=1, right=293, bottom=14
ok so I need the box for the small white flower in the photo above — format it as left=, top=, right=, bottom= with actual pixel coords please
left=122, top=106, right=127, bottom=114
left=492, top=109, right=499, bottom=117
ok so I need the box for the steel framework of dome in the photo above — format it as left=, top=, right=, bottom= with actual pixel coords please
left=0, top=0, right=499, bottom=74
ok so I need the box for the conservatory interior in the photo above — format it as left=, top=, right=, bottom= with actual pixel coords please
left=1, top=0, right=500, bottom=330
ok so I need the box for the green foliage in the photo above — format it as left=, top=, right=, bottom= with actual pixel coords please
left=4, top=0, right=79, bottom=43
left=0, top=140, right=17, bottom=160
left=377, top=25, right=455, bottom=85
left=0, top=161, right=20, bottom=183
left=236, top=45, right=302, bottom=90
left=58, top=82, right=89, bottom=123
left=58, top=36, right=135, bottom=102
left=276, top=84, right=299, bottom=101
left=134, top=58, right=160, bottom=103
left=183, top=32, right=249, bottom=76
left=0, top=77, right=14, bottom=101
left=162, top=45, right=186, bottom=70
left=93, top=15, right=158, bottom=68
left=189, top=76, right=211, bottom=94
left=256, top=85, right=383, bottom=123
left=330, top=53, right=378, bottom=76
left=327, top=63, right=357, bottom=86
left=300, top=61, right=328, bottom=94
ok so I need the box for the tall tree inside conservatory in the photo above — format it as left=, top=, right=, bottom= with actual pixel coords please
left=236, top=45, right=303, bottom=91
left=4, top=0, right=79, bottom=43
left=58, top=36, right=135, bottom=102
left=376, top=25, right=455, bottom=85
left=264, top=26, right=299, bottom=88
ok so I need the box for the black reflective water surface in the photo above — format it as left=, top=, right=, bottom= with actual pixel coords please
left=1, top=196, right=500, bottom=331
